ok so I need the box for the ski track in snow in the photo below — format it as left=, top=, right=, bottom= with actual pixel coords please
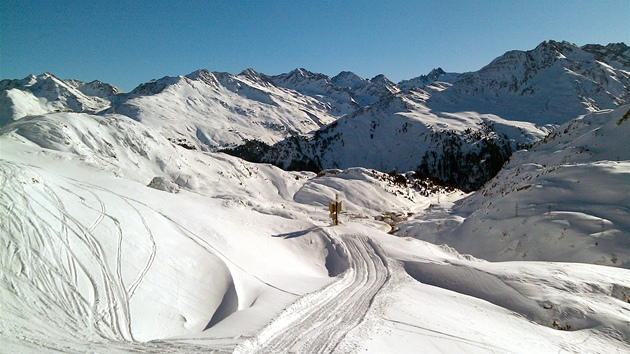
left=51, top=182, right=135, bottom=341
left=1, top=164, right=125, bottom=347
left=2, top=161, right=394, bottom=352
left=234, top=232, right=389, bottom=354
left=123, top=200, right=157, bottom=300
left=61, top=180, right=159, bottom=301
left=0, top=162, right=167, bottom=348
left=0, top=163, right=253, bottom=353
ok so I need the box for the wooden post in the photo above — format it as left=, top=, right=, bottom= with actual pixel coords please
left=329, top=194, right=342, bottom=225
left=335, top=194, right=339, bottom=225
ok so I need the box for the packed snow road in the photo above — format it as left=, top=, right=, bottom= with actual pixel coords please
left=234, top=233, right=389, bottom=354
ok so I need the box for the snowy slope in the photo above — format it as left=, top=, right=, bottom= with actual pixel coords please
left=399, top=104, right=630, bottom=267
left=427, top=41, right=630, bottom=125
left=232, top=89, right=550, bottom=191
left=0, top=110, right=441, bottom=350
left=2, top=105, right=630, bottom=353
left=0, top=111, right=337, bottom=351
left=111, top=69, right=338, bottom=150
left=0, top=73, right=117, bottom=125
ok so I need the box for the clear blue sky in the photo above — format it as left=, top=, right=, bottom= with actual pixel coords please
left=1, top=0, right=628, bottom=92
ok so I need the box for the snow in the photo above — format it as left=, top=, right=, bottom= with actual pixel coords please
left=400, top=106, right=630, bottom=267
left=114, top=70, right=338, bottom=150
left=1, top=105, right=629, bottom=353
left=1, top=41, right=629, bottom=353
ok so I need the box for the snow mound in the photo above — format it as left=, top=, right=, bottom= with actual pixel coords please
left=147, top=176, right=180, bottom=193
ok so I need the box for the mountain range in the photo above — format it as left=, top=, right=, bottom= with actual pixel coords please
left=3, top=40, right=627, bottom=190
left=1, top=40, right=630, bottom=353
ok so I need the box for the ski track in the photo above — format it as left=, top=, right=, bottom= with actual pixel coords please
left=382, top=317, right=521, bottom=354
left=234, top=232, right=389, bottom=354
left=1, top=161, right=267, bottom=352
left=2, top=161, right=400, bottom=353
left=49, top=183, right=132, bottom=341
left=78, top=178, right=302, bottom=297
left=123, top=199, right=157, bottom=300
left=0, top=162, right=147, bottom=348
left=63, top=180, right=159, bottom=300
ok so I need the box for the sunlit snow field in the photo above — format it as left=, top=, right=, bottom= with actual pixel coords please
left=1, top=105, right=629, bottom=353
left=1, top=43, right=630, bottom=352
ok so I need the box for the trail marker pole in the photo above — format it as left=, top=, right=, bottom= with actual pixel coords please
left=329, top=194, right=343, bottom=225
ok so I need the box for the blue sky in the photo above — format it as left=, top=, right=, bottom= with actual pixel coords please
left=1, top=0, right=628, bottom=92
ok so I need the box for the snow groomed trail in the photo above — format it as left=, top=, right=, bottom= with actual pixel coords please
left=234, top=232, right=389, bottom=354
left=1, top=159, right=395, bottom=353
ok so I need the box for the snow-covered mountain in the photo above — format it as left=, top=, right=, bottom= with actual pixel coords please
left=398, top=67, right=461, bottom=90
left=1, top=106, right=629, bottom=353
left=3, top=40, right=629, bottom=190
left=399, top=104, right=630, bottom=267
left=226, top=90, right=549, bottom=190
left=1, top=40, right=630, bottom=353
left=223, top=41, right=630, bottom=190
left=426, top=40, right=630, bottom=125
left=0, top=73, right=118, bottom=125
left=110, top=69, right=338, bottom=151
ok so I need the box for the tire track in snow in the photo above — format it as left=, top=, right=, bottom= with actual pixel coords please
left=234, top=233, right=389, bottom=353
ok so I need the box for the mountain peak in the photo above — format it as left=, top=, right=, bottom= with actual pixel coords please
left=269, top=68, right=332, bottom=89
left=239, top=68, right=261, bottom=77
left=370, top=74, right=394, bottom=86
left=534, top=40, right=579, bottom=55
left=235, top=68, right=275, bottom=88
left=185, top=69, right=220, bottom=88
left=288, top=68, right=328, bottom=81
left=129, top=75, right=184, bottom=96
left=398, top=68, right=461, bottom=90
left=331, top=71, right=365, bottom=89
left=427, top=67, right=446, bottom=77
